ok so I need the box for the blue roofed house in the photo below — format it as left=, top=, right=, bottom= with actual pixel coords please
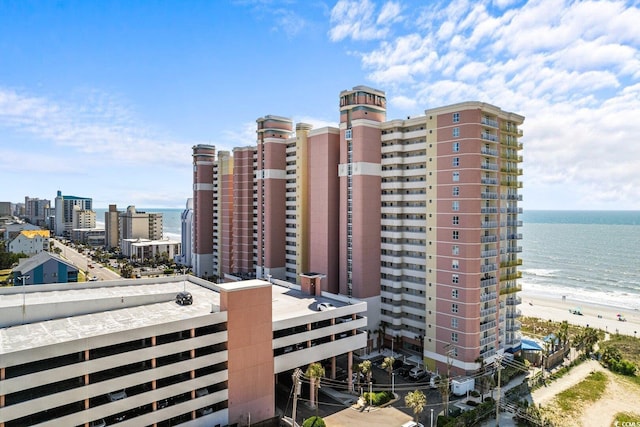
left=12, top=252, right=79, bottom=285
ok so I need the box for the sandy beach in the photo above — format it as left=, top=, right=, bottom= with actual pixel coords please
left=520, top=290, right=640, bottom=337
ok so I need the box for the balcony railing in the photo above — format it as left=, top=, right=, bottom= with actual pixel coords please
left=481, top=177, right=498, bottom=185
left=481, top=263, right=498, bottom=273
left=481, top=163, right=499, bottom=171
left=480, top=320, right=496, bottom=332
left=481, top=249, right=498, bottom=258
left=480, top=235, right=498, bottom=243
left=481, top=221, right=499, bottom=228
left=500, top=284, right=522, bottom=295
left=481, top=192, right=499, bottom=200
left=481, top=147, right=499, bottom=156
left=481, top=132, right=498, bottom=142
left=500, top=259, right=523, bottom=268
left=480, top=306, right=497, bottom=317
left=481, top=291, right=497, bottom=302
left=505, top=296, right=522, bottom=305
left=480, top=276, right=497, bottom=288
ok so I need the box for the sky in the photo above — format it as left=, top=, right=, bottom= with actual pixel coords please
left=1, top=0, right=639, bottom=210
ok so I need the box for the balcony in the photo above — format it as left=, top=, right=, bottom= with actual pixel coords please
left=507, top=321, right=522, bottom=331
left=345, top=128, right=352, bottom=140
left=505, top=296, right=522, bottom=305
left=481, top=117, right=499, bottom=128
left=507, top=233, right=523, bottom=240
left=480, top=234, right=498, bottom=243
left=500, top=259, right=522, bottom=268
left=501, top=272, right=523, bottom=281
left=480, top=335, right=496, bottom=347
left=481, top=221, right=499, bottom=228
left=481, top=163, right=499, bottom=171
left=481, top=177, right=498, bottom=185
left=480, top=306, right=497, bottom=317
left=480, top=291, right=497, bottom=302
left=481, top=132, right=498, bottom=142
left=480, top=347, right=496, bottom=358
left=480, top=276, right=497, bottom=288
left=481, top=249, right=498, bottom=258
left=481, top=192, right=499, bottom=200
left=481, top=263, right=498, bottom=273
left=506, top=309, right=522, bottom=318
left=480, top=320, right=496, bottom=332
left=481, top=147, right=499, bottom=156
left=506, top=246, right=522, bottom=253
left=500, top=284, right=522, bottom=295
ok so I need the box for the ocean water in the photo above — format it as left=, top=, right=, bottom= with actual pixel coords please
left=521, top=210, right=640, bottom=311
left=95, top=208, right=640, bottom=311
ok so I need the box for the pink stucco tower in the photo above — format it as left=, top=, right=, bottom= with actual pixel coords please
left=255, top=115, right=293, bottom=281
left=232, top=147, right=258, bottom=277
left=424, top=103, right=524, bottom=374
left=338, top=86, right=386, bottom=318
left=192, top=144, right=215, bottom=278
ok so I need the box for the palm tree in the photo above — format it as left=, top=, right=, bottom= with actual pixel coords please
left=306, top=362, right=325, bottom=415
left=405, top=390, right=427, bottom=423
left=381, top=356, right=395, bottom=382
left=359, top=360, right=372, bottom=392
left=581, top=327, right=599, bottom=355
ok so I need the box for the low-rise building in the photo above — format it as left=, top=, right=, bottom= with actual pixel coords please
left=7, top=230, right=50, bottom=255
left=0, top=276, right=367, bottom=426
left=121, top=238, right=181, bottom=262
left=70, top=228, right=106, bottom=247
left=11, top=251, right=79, bottom=285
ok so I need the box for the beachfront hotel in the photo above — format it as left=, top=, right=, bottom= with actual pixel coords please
left=190, top=85, right=524, bottom=374
left=0, top=276, right=366, bottom=427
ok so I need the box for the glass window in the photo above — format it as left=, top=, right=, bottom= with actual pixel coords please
left=452, top=215, right=459, bottom=225
left=452, top=274, right=459, bottom=284
left=453, top=141, right=460, bottom=152
left=452, top=157, right=460, bottom=167
left=453, top=112, right=460, bottom=123
left=453, top=172, right=459, bottom=182
left=453, top=186, right=460, bottom=196
left=452, top=259, right=459, bottom=269
left=452, top=201, right=459, bottom=211
left=452, top=245, right=459, bottom=255
left=452, top=289, right=459, bottom=298
left=453, top=127, right=460, bottom=137
left=451, top=318, right=458, bottom=328
left=452, top=303, right=458, bottom=313
left=452, top=332, right=458, bottom=342
left=452, top=230, right=459, bottom=240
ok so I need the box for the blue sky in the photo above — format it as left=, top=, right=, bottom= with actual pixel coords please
left=1, top=0, right=639, bottom=210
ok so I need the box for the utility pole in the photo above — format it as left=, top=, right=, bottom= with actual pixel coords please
left=443, top=343, right=454, bottom=417
left=495, top=354, right=504, bottom=426
left=291, top=368, right=302, bottom=427
left=18, top=275, right=30, bottom=319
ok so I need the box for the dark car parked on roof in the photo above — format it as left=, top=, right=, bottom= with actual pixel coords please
left=175, top=291, right=193, bottom=305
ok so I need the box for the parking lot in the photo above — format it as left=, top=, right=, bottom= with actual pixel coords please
left=276, top=352, right=446, bottom=426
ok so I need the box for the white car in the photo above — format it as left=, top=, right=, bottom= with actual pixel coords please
left=317, top=302, right=336, bottom=311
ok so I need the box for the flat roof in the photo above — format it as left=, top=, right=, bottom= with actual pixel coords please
left=0, top=277, right=363, bottom=356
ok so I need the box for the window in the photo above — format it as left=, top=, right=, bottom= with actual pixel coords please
left=452, top=186, right=460, bottom=196
left=452, top=259, right=459, bottom=270
left=453, top=172, right=460, bottom=182
left=452, top=347, right=458, bottom=357
left=452, top=303, right=458, bottom=313
left=453, top=141, right=460, bottom=152
left=452, top=274, right=459, bottom=284
left=452, top=215, right=459, bottom=225
left=452, top=245, right=459, bottom=255
left=453, top=112, right=460, bottom=123
left=452, top=201, right=459, bottom=211
left=452, top=230, right=459, bottom=240
left=451, top=318, right=458, bottom=329
left=451, top=332, right=458, bottom=343
left=452, top=289, right=459, bottom=298
left=452, top=157, right=460, bottom=167
left=453, top=127, right=459, bottom=137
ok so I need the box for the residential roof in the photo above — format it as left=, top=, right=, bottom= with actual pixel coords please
left=12, top=251, right=78, bottom=274
left=521, top=339, right=544, bottom=352
left=19, top=230, right=50, bottom=239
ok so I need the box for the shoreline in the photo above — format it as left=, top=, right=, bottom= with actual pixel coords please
left=519, top=290, right=640, bottom=337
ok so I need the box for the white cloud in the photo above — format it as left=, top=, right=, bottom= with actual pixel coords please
left=329, top=0, right=397, bottom=41
left=329, top=0, right=640, bottom=209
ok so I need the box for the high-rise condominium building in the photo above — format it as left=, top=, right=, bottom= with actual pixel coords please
left=118, top=206, right=163, bottom=244
left=192, top=86, right=524, bottom=374
left=54, top=191, right=93, bottom=237
left=104, top=204, right=121, bottom=250
left=24, top=197, right=51, bottom=226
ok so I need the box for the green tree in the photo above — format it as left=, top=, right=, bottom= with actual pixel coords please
left=306, top=362, right=325, bottom=415
left=359, top=360, right=372, bottom=392
left=405, top=389, right=427, bottom=422
left=581, top=327, right=600, bottom=355
left=381, top=356, right=395, bottom=382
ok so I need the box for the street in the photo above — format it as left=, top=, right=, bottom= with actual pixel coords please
left=51, top=239, right=121, bottom=281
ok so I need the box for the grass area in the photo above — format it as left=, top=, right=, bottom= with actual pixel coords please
left=555, top=370, right=607, bottom=413
left=521, top=316, right=584, bottom=339
left=600, top=334, right=640, bottom=365
left=611, top=412, right=640, bottom=426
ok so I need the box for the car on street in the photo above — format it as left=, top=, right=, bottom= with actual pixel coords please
left=175, top=291, right=193, bottom=305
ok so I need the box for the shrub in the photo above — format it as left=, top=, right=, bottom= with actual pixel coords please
left=469, top=390, right=480, bottom=397
left=610, top=359, right=637, bottom=376
left=362, top=390, right=393, bottom=406
left=302, top=416, right=326, bottom=427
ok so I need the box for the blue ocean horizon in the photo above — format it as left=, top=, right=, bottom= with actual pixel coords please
left=521, top=210, right=640, bottom=311
left=96, top=208, right=640, bottom=311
